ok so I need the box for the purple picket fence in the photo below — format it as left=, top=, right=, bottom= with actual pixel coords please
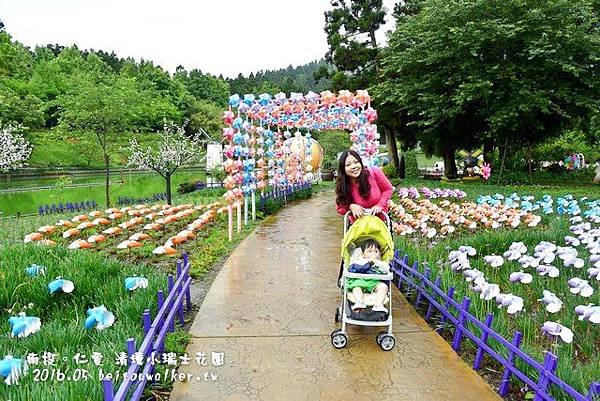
left=102, top=253, right=193, bottom=401
left=391, top=251, right=600, bottom=401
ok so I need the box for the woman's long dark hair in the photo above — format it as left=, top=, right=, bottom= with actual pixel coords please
left=335, top=149, right=371, bottom=208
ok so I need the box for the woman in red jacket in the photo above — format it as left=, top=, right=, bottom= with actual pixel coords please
left=335, top=149, right=394, bottom=221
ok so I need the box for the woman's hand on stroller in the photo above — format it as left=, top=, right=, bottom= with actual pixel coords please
left=370, top=205, right=383, bottom=215
left=349, top=204, right=364, bottom=218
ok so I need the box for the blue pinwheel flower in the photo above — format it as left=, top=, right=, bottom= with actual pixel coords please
left=84, top=305, right=115, bottom=330
left=8, top=314, right=41, bottom=338
left=243, top=94, right=255, bottom=105
left=124, top=277, right=149, bottom=291
left=25, top=264, right=46, bottom=277
left=48, top=277, right=74, bottom=294
left=0, top=356, right=26, bottom=385
left=228, top=94, right=241, bottom=108
left=258, top=93, right=271, bottom=106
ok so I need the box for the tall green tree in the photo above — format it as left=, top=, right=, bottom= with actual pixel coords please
left=377, top=0, right=600, bottom=178
left=59, top=56, right=140, bottom=206
left=320, top=0, right=402, bottom=172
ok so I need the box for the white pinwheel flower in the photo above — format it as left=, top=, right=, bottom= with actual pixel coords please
left=510, top=241, right=527, bottom=254
left=535, top=241, right=557, bottom=253
left=480, top=283, right=500, bottom=300
left=570, top=216, right=583, bottom=224
left=496, top=293, right=524, bottom=314
left=538, top=290, right=563, bottom=313
left=563, top=256, right=585, bottom=268
left=509, top=271, right=533, bottom=284
left=458, top=245, right=477, bottom=256
left=587, top=268, right=600, bottom=281
left=587, top=242, right=600, bottom=255
left=575, top=304, right=600, bottom=324
left=463, top=269, right=485, bottom=283
left=541, top=321, right=573, bottom=343
left=536, top=265, right=560, bottom=278
left=518, top=255, right=539, bottom=268
left=564, top=236, right=581, bottom=247
left=484, top=255, right=504, bottom=267
left=556, top=246, right=578, bottom=260
left=568, top=278, right=594, bottom=297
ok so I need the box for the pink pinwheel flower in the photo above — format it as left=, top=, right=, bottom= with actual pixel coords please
left=482, top=163, right=491, bottom=180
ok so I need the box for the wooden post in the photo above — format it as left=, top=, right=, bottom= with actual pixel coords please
left=143, top=309, right=151, bottom=334
left=533, top=353, right=558, bottom=401
left=451, top=297, right=471, bottom=352
left=228, top=204, right=233, bottom=241
left=244, top=196, right=248, bottom=225
left=473, top=313, right=494, bottom=370
left=103, top=379, right=114, bottom=401
left=416, top=266, right=430, bottom=309
left=126, top=338, right=136, bottom=366
left=439, top=287, right=455, bottom=329
left=499, top=331, right=523, bottom=396
left=426, top=276, right=441, bottom=321
left=252, top=190, right=256, bottom=220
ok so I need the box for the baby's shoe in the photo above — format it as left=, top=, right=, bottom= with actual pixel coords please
left=352, top=302, right=366, bottom=311
left=372, top=305, right=388, bottom=313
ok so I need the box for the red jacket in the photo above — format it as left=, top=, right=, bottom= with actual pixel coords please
left=336, top=167, right=394, bottom=216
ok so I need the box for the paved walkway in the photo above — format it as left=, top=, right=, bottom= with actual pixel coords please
left=170, top=190, right=500, bottom=401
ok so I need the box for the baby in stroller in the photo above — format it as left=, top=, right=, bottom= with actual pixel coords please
left=332, top=212, right=396, bottom=351
left=347, top=239, right=389, bottom=313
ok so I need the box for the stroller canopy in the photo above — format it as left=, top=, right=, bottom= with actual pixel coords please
left=342, top=215, right=394, bottom=265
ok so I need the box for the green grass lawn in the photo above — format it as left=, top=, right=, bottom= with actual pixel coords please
left=393, top=179, right=600, bottom=398
left=0, top=245, right=169, bottom=401
left=0, top=170, right=206, bottom=216
left=26, top=129, right=164, bottom=169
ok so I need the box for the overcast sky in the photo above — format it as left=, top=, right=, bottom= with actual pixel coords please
left=0, top=0, right=397, bottom=78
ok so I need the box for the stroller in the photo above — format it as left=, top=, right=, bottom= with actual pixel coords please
left=331, top=210, right=396, bottom=351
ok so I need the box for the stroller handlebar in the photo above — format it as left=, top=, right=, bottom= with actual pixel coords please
left=343, top=209, right=392, bottom=235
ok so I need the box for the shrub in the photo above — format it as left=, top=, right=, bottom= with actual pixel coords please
left=382, top=164, right=397, bottom=178
left=404, top=150, right=420, bottom=178
left=177, top=182, right=197, bottom=194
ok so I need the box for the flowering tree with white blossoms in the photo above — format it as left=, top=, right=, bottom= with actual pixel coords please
left=128, top=121, right=202, bottom=205
left=0, top=124, right=32, bottom=173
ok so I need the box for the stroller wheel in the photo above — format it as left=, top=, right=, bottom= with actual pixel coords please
left=379, top=335, right=395, bottom=351
left=331, top=330, right=348, bottom=349
left=376, top=331, right=388, bottom=345
left=335, top=308, right=340, bottom=323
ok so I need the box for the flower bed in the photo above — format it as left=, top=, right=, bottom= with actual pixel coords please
left=392, top=189, right=600, bottom=398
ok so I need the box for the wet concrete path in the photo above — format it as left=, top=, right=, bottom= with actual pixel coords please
left=170, top=190, right=500, bottom=401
